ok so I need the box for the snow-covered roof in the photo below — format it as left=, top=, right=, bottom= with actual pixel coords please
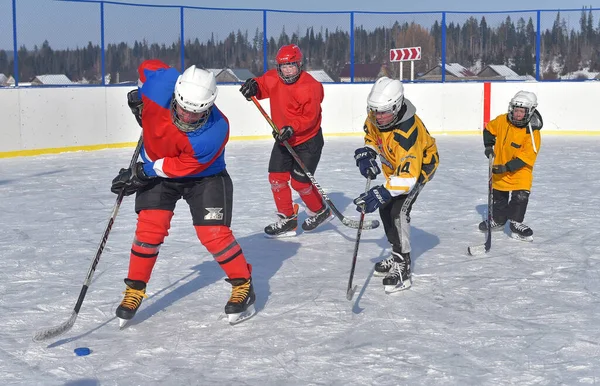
left=33, top=74, right=73, bottom=85
left=0, top=74, right=7, bottom=85
left=444, top=63, right=476, bottom=77
left=307, top=70, right=335, bottom=83
left=485, top=64, right=519, bottom=78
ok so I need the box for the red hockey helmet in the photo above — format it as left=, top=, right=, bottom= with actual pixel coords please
left=275, top=44, right=303, bottom=84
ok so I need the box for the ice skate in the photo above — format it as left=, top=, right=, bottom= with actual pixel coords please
left=509, top=220, right=533, bottom=242
left=116, top=279, right=147, bottom=328
left=373, top=254, right=395, bottom=277
left=383, top=253, right=412, bottom=293
left=264, top=204, right=299, bottom=238
left=225, top=277, right=256, bottom=325
left=478, top=218, right=506, bottom=232
left=302, top=206, right=334, bottom=232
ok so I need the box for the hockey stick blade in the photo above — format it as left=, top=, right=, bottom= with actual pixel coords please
left=341, top=216, right=380, bottom=230
left=33, top=311, right=77, bottom=342
left=467, top=244, right=488, bottom=256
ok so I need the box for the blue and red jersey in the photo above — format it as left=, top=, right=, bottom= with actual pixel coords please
left=136, top=59, right=229, bottom=178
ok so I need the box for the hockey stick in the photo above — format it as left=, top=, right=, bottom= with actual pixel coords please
left=346, top=177, right=372, bottom=300
left=33, top=135, right=144, bottom=342
left=467, top=155, right=494, bottom=256
left=249, top=96, right=379, bottom=230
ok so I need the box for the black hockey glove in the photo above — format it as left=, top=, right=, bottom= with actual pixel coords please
left=274, top=125, right=294, bottom=143
left=354, top=147, right=381, bottom=179
left=492, top=164, right=509, bottom=174
left=111, top=162, right=154, bottom=196
left=127, top=89, right=143, bottom=127
left=353, top=185, right=392, bottom=213
left=484, top=146, right=495, bottom=159
left=239, top=78, right=258, bottom=100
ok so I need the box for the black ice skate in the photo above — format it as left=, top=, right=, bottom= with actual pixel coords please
left=478, top=218, right=506, bottom=232
left=301, top=206, right=333, bottom=232
left=373, top=254, right=396, bottom=277
left=509, top=220, right=533, bottom=242
left=116, top=278, right=147, bottom=328
left=383, top=252, right=412, bottom=293
left=264, top=204, right=299, bottom=238
left=225, top=277, right=256, bottom=325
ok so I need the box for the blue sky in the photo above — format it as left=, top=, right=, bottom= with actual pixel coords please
left=3, top=0, right=600, bottom=50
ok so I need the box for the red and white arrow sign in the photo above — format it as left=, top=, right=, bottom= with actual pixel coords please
left=389, top=46, right=421, bottom=62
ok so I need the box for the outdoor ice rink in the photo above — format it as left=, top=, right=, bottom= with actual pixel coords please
left=1, top=135, right=599, bottom=385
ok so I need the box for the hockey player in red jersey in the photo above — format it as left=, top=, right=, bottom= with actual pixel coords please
left=110, top=59, right=255, bottom=325
left=239, top=44, right=331, bottom=237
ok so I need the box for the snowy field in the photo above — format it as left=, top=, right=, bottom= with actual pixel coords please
left=1, top=136, right=599, bottom=385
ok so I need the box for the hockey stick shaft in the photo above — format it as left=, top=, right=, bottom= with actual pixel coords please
left=346, top=177, right=371, bottom=300
left=33, top=135, right=144, bottom=341
left=250, top=96, right=379, bottom=230
left=467, top=155, right=494, bottom=256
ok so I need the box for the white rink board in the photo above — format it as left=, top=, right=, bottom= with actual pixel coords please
left=1, top=82, right=598, bottom=154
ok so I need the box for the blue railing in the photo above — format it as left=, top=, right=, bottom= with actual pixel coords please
left=2, top=0, right=599, bottom=86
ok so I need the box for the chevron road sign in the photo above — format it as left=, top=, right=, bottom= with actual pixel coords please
left=389, top=46, right=421, bottom=62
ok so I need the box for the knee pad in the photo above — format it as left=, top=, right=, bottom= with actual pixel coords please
left=135, top=209, right=173, bottom=245
left=290, top=179, right=313, bottom=196
left=268, top=172, right=291, bottom=192
left=512, top=190, right=530, bottom=203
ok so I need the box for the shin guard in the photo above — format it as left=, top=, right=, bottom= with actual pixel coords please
left=269, top=172, right=294, bottom=216
left=195, top=225, right=251, bottom=280
left=127, top=209, right=173, bottom=283
left=291, top=179, right=324, bottom=213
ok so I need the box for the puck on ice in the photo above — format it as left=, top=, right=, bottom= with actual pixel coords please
left=74, top=347, right=91, bottom=356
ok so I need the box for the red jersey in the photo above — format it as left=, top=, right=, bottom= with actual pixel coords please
left=254, top=69, right=324, bottom=146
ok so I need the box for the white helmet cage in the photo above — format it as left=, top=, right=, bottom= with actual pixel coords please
left=508, top=90, right=538, bottom=127
left=171, top=65, right=218, bottom=132
left=366, top=77, right=405, bottom=130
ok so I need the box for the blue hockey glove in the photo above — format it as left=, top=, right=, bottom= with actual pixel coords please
left=353, top=185, right=392, bottom=213
left=354, top=147, right=381, bottom=179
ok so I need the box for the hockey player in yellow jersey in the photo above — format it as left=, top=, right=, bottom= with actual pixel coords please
left=353, top=77, right=439, bottom=293
left=479, top=90, right=542, bottom=242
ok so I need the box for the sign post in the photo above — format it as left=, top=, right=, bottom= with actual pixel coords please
left=389, top=46, right=421, bottom=81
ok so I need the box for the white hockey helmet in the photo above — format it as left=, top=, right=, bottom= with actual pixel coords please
left=508, top=90, right=537, bottom=127
left=366, top=77, right=404, bottom=130
left=171, top=65, right=218, bottom=132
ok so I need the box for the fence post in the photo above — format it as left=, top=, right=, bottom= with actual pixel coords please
left=263, top=10, right=268, bottom=74
left=12, top=0, right=18, bottom=85
left=100, top=2, right=105, bottom=86
left=350, top=12, right=354, bottom=83
left=536, top=10, right=541, bottom=81
left=441, top=12, right=446, bottom=83
left=180, top=7, right=185, bottom=72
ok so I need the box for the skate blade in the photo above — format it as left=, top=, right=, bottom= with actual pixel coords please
left=373, top=270, right=389, bottom=277
left=227, top=304, right=256, bottom=325
left=118, top=318, right=130, bottom=329
left=264, top=230, right=297, bottom=239
left=384, top=281, right=412, bottom=294
left=510, top=233, right=533, bottom=242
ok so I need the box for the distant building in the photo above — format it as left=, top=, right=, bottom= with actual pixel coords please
left=339, top=63, right=391, bottom=82
left=0, top=74, right=7, bottom=86
left=477, top=65, right=535, bottom=81
left=418, top=63, right=476, bottom=81
left=306, top=70, right=335, bottom=83
left=31, top=74, right=74, bottom=85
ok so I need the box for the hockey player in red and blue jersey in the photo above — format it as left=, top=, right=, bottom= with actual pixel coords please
left=110, top=59, right=255, bottom=326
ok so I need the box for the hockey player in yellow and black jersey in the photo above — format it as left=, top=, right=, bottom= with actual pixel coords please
left=480, top=90, right=542, bottom=242
left=353, top=77, right=439, bottom=293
